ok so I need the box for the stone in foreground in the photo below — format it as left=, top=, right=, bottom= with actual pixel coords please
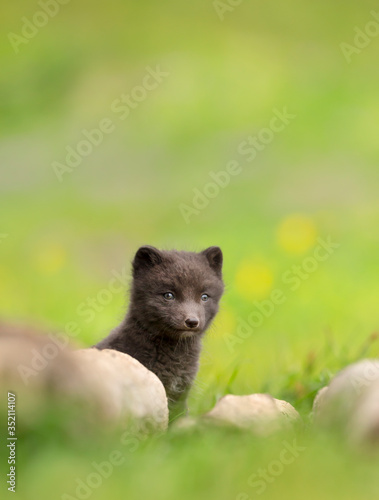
left=74, top=349, right=168, bottom=431
left=203, top=394, right=301, bottom=435
left=313, top=359, right=379, bottom=446
left=0, top=325, right=169, bottom=433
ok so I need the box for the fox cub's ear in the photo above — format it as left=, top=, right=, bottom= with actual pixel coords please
left=201, top=246, right=223, bottom=276
left=133, top=246, right=163, bottom=271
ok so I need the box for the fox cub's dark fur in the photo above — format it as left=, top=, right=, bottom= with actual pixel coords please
left=95, top=246, right=224, bottom=418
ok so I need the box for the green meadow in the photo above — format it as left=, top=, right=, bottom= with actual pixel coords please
left=1, top=1, right=379, bottom=498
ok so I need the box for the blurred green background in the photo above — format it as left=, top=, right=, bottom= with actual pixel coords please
left=1, top=0, right=379, bottom=499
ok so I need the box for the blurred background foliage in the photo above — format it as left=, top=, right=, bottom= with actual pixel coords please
left=1, top=0, right=379, bottom=498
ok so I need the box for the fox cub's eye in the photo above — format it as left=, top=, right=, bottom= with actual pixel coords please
left=201, top=293, right=209, bottom=302
left=163, top=292, right=175, bottom=300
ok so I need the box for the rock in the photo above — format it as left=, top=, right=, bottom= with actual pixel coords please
left=313, top=359, right=379, bottom=425
left=0, top=326, right=168, bottom=433
left=204, top=394, right=301, bottom=435
left=349, top=380, right=379, bottom=445
left=312, top=386, right=329, bottom=416
left=73, top=349, right=168, bottom=431
left=171, top=416, right=199, bottom=431
left=0, top=325, right=92, bottom=431
left=273, top=398, right=302, bottom=426
left=0, top=324, right=82, bottom=394
left=313, top=359, right=379, bottom=446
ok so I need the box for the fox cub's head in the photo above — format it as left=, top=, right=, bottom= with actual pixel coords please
left=131, top=246, right=224, bottom=337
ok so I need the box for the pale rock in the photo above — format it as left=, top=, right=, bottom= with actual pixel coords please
left=313, top=359, right=379, bottom=426
left=274, top=398, right=302, bottom=426
left=74, top=349, right=168, bottom=431
left=313, top=359, right=379, bottom=446
left=349, top=379, right=379, bottom=445
left=312, top=386, right=329, bottom=416
left=0, top=326, right=90, bottom=429
left=172, top=416, right=199, bottom=431
left=0, top=326, right=168, bottom=433
left=204, top=394, right=301, bottom=435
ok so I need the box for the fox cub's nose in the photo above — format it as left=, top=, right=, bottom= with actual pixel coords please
left=185, top=317, right=199, bottom=329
